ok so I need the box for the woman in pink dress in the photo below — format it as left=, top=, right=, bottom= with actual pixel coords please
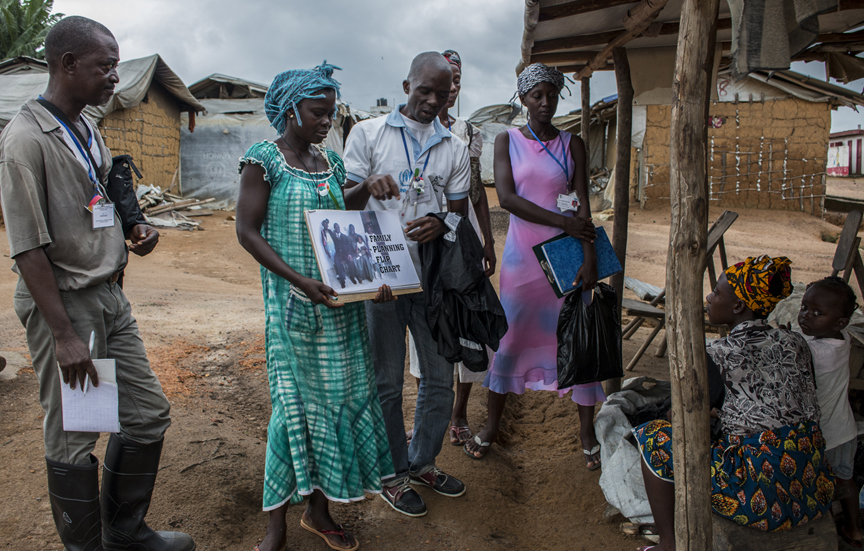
left=464, top=64, right=606, bottom=470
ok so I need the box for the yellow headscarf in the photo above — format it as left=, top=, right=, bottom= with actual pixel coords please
left=724, top=255, right=793, bottom=317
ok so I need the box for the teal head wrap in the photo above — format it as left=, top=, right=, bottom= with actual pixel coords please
left=264, top=61, right=342, bottom=134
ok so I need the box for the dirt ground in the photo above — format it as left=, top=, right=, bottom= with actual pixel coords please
left=0, top=189, right=855, bottom=551
left=828, top=176, right=864, bottom=201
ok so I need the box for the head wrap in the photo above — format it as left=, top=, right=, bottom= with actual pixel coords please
left=515, top=63, right=571, bottom=99
left=264, top=61, right=342, bottom=134
left=724, top=255, right=794, bottom=317
left=442, top=50, right=461, bottom=69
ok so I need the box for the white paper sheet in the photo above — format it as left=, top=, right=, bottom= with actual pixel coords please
left=59, top=359, right=119, bottom=433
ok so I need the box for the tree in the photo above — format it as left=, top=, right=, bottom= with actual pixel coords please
left=0, top=0, right=62, bottom=60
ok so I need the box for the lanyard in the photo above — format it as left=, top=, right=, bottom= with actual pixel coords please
left=526, top=123, right=569, bottom=183
left=400, top=128, right=431, bottom=183
left=55, top=116, right=99, bottom=186
left=38, top=96, right=100, bottom=188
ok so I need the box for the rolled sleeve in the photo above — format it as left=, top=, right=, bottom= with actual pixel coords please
left=0, top=160, right=51, bottom=257
left=343, top=123, right=372, bottom=184
left=469, top=126, right=483, bottom=159
left=444, top=141, right=471, bottom=201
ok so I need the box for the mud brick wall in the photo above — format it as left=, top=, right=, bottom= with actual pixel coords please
left=98, top=81, right=181, bottom=189
left=639, top=98, right=830, bottom=213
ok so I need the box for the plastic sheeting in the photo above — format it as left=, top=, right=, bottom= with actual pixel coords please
left=468, top=104, right=527, bottom=185
left=179, top=109, right=273, bottom=208
left=0, top=54, right=204, bottom=128
left=0, top=54, right=203, bottom=129
left=86, top=55, right=203, bottom=119
left=596, top=376, right=671, bottom=524
left=179, top=98, right=364, bottom=207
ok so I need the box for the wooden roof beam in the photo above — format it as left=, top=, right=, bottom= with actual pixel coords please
left=539, top=0, right=638, bottom=22
left=575, top=0, right=671, bottom=79
left=838, top=0, right=864, bottom=9
left=816, top=41, right=864, bottom=52
left=534, top=29, right=621, bottom=53
left=532, top=17, right=730, bottom=54
left=557, top=62, right=615, bottom=74
left=531, top=51, right=599, bottom=65
left=819, top=29, right=864, bottom=43
left=536, top=0, right=862, bottom=24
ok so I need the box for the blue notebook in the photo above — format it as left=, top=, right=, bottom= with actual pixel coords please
left=532, top=226, right=623, bottom=298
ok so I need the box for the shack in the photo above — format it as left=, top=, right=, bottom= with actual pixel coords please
left=180, top=73, right=373, bottom=207
left=636, top=65, right=864, bottom=212
left=0, top=54, right=204, bottom=190
left=188, top=73, right=267, bottom=100
left=828, top=127, right=864, bottom=176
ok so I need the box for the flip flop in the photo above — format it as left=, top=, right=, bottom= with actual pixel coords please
left=621, top=523, right=657, bottom=536
left=300, top=516, right=359, bottom=551
left=449, top=425, right=472, bottom=445
left=584, top=444, right=601, bottom=471
left=463, top=435, right=491, bottom=460
left=636, top=547, right=655, bottom=551
left=840, top=525, right=864, bottom=549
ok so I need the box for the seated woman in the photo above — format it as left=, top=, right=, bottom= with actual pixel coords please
left=634, top=255, right=834, bottom=551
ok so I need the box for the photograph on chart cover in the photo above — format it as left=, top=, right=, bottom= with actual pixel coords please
left=306, top=209, right=420, bottom=294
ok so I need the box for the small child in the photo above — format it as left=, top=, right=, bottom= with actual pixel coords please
left=798, top=276, right=860, bottom=547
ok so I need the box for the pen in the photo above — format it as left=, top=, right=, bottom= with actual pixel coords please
left=84, top=331, right=94, bottom=396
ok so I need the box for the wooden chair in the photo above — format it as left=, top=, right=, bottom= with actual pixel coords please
left=623, top=210, right=739, bottom=371
left=833, top=211, right=864, bottom=393
left=831, top=209, right=864, bottom=292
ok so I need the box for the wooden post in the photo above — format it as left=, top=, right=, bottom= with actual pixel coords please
left=667, top=0, right=719, bottom=549
left=582, top=76, right=591, bottom=164
left=606, top=47, right=633, bottom=397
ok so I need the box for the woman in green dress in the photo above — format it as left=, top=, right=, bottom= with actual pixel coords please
left=236, top=63, right=395, bottom=551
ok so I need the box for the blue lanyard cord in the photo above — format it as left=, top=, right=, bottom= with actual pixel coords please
left=526, top=123, right=569, bottom=183
left=55, top=116, right=99, bottom=187
left=400, top=128, right=431, bottom=182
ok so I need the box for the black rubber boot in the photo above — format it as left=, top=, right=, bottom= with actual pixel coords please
left=46, top=454, right=104, bottom=551
left=101, top=435, right=195, bottom=551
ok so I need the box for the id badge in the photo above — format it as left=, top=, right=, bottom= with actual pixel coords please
left=556, top=192, right=580, bottom=213
left=92, top=202, right=115, bottom=229
left=414, top=185, right=431, bottom=205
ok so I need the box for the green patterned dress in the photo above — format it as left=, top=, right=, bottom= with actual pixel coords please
left=239, top=141, right=394, bottom=510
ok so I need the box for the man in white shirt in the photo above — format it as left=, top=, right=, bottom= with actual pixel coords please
left=342, top=52, right=470, bottom=517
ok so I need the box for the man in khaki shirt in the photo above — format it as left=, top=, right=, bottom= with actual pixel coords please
left=0, top=16, right=194, bottom=551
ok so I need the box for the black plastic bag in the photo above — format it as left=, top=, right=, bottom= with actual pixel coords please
left=106, top=155, right=146, bottom=239
left=556, top=282, right=623, bottom=387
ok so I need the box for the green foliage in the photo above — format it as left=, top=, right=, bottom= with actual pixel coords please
left=0, top=0, right=62, bottom=60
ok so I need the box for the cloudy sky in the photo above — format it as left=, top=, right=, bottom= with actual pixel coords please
left=53, top=0, right=864, bottom=131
